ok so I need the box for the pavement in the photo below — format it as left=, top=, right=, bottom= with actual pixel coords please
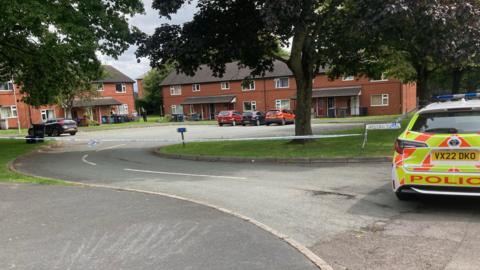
left=0, top=183, right=317, bottom=270
left=11, top=123, right=480, bottom=270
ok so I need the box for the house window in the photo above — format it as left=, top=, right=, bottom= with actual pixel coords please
left=275, top=99, right=290, bottom=110
left=242, top=80, right=255, bottom=91
left=221, top=82, right=230, bottom=90
left=243, top=101, right=257, bottom=112
left=170, top=85, right=182, bottom=96
left=0, top=82, right=14, bottom=91
left=115, top=83, right=126, bottom=93
left=96, top=83, right=104, bottom=91
left=41, top=109, right=56, bottom=122
left=371, top=94, right=389, bottom=107
left=192, top=84, right=201, bottom=92
left=370, top=73, right=389, bottom=82
left=0, top=106, right=17, bottom=119
left=117, top=104, right=129, bottom=115
left=171, top=105, right=183, bottom=114
left=342, top=75, right=355, bottom=81
left=275, top=77, right=289, bottom=88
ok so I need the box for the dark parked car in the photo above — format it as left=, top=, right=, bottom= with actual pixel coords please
left=29, top=119, right=78, bottom=137
left=242, top=111, right=265, bottom=126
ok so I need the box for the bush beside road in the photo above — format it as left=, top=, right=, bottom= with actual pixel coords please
left=0, top=140, right=65, bottom=184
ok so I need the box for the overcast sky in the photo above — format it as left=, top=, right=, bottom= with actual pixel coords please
left=98, top=0, right=197, bottom=80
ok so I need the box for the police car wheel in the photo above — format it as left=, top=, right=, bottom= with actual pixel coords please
left=395, top=191, right=415, bottom=201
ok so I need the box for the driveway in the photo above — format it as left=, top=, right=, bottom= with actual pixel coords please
left=13, top=124, right=480, bottom=270
left=0, top=183, right=317, bottom=270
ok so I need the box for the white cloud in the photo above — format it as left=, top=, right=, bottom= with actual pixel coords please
left=99, top=0, right=197, bottom=80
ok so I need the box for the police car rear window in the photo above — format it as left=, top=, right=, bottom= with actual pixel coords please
left=412, top=111, right=480, bottom=134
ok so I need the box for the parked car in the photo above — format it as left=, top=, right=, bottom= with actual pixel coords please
left=265, top=109, right=295, bottom=126
left=242, top=111, right=266, bottom=126
left=28, top=119, right=78, bottom=136
left=217, top=110, right=243, bottom=126
left=392, top=95, right=480, bottom=200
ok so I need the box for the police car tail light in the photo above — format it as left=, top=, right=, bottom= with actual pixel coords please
left=395, top=139, right=428, bottom=154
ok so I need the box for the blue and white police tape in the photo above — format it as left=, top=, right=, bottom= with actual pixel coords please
left=0, top=133, right=362, bottom=144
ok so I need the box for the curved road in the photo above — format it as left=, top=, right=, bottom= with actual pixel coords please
left=13, top=124, right=480, bottom=270
left=0, top=183, right=316, bottom=270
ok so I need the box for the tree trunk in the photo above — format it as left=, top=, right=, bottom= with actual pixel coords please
left=288, top=26, right=314, bottom=138
left=293, top=74, right=313, bottom=137
left=451, top=68, right=464, bottom=94
left=416, top=66, right=431, bottom=107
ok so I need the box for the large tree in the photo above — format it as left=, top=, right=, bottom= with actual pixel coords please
left=0, top=0, right=144, bottom=106
left=369, top=0, right=480, bottom=103
left=138, top=0, right=377, bottom=136
left=139, top=66, right=173, bottom=115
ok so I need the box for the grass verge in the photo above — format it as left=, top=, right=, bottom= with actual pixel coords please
left=312, top=114, right=401, bottom=124
left=161, top=124, right=406, bottom=159
left=79, top=116, right=216, bottom=132
left=0, top=140, right=67, bottom=184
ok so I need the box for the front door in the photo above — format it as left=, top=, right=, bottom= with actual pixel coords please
left=209, top=104, right=215, bottom=120
left=327, top=97, right=336, bottom=118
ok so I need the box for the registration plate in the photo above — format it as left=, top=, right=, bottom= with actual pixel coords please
left=432, top=150, right=479, bottom=162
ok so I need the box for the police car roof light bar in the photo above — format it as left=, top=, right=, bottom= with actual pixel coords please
left=434, top=92, right=480, bottom=101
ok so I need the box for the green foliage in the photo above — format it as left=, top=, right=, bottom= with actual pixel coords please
left=140, top=66, right=173, bottom=114
left=0, top=0, right=144, bottom=106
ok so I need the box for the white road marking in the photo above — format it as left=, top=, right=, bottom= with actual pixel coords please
left=81, top=154, right=97, bottom=166
left=124, top=168, right=247, bottom=180
left=95, top=144, right=126, bottom=152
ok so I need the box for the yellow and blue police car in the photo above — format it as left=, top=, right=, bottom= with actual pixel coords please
left=393, top=93, right=480, bottom=200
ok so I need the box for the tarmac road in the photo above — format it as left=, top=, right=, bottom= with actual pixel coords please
left=13, top=124, right=480, bottom=270
left=0, top=183, right=317, bottom=270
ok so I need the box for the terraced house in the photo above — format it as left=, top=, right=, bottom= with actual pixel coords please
left=161, top=61, right=417, bottom=120
left=0, top=65, right=135, bottom=129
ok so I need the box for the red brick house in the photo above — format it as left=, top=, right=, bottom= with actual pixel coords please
left=161, top=61, right=417, bottom=119
left=72, top=65, right=136, bottom=124
left=0, top=65, right=135, bottom=129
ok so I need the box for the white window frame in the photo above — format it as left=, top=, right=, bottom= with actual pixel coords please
left=96, top=83, right=104, bottom=91
left=117, top=104, right=129, bottom=115
left=171, top=105, right=183, bottom=115
left=0, top=81, right=14, bottom=91
left=221, top=82, right=230, bottom=90
left=342, top=75, right=355, bottom=81
left=371, top=94, right=389, bottom=107
left=242, top=80, right=255, bottom=91
left=41, top=109, right=56, bottom=122
left=243, top=101, right=257, bottom=112
left=370, top=73, right=389, bottom=82
left=115, top=83, right=127, bottom=93
left=170, top=85, right=182, bottom=96
left=192, top=84, right=201, bottom=92
left=0, top=106, right=17, bottom=119
left=275, top=77, right=289, bottom=89
left=275, top=99, right=291, bottom=110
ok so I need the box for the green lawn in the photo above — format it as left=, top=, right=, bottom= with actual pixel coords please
left=312, top=114, right=401, bottom=124
left=0, top=128, right=28, bottom=136
left=0, top=140, right=67, bottom=184
left=161, top=124, right=407, bottom=159
left=79, top=116, right=216, bottom=132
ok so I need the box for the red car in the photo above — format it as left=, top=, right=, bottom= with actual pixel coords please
left=265, top=109, right=295, bottom=126
left=217, top=110, right=243, bottom=126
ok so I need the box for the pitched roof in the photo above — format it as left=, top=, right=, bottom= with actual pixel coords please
left=181, top=95, right=237, bottom=105
left=72, top=97, right=122, bottom=108
left=93, top=65, right=135, bottom=83
left=160, top=61, right=326, bottom=86
left=312, top=86, right=362, bottom=98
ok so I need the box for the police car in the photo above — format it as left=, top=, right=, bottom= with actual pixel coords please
left=393, top=93, right=480, bottom=200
